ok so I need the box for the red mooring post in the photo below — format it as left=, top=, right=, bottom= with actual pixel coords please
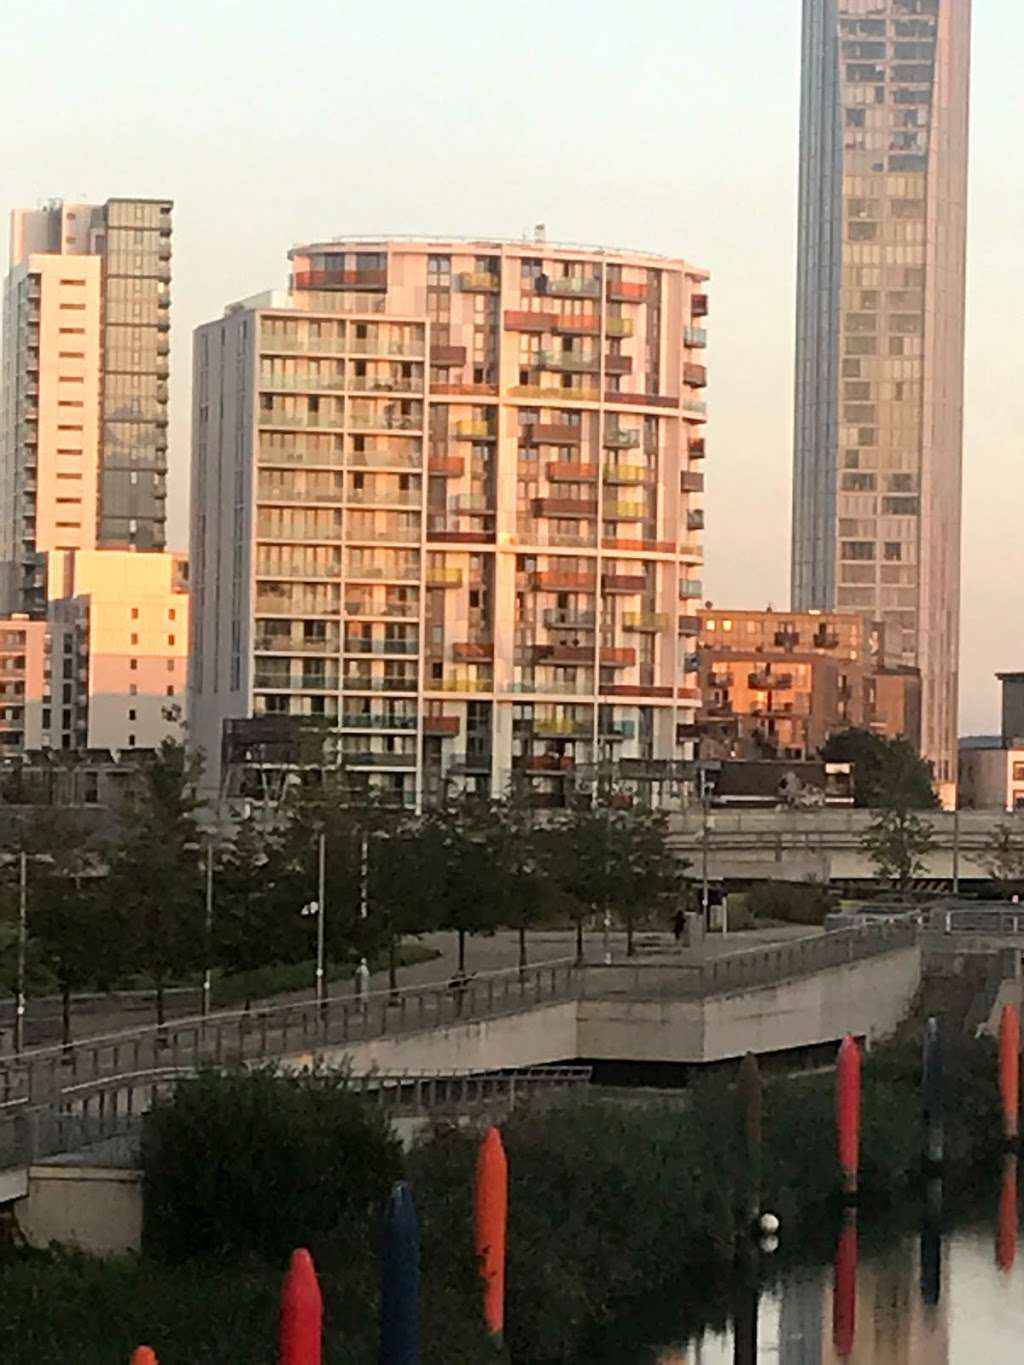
left=832, top=1211, right=858, bottom=1359
left=999, top=1004, right=1020, bottom=1143
left=836, top=1035, right=861, bottom=1198
left=474, top=1125, right=509, bottom=1340
left=998, top=1154, right=1018, bottom=1273
left=279, top=1247, right=323, bottom=1365
left=130, top=1351, right=158, bottom=1365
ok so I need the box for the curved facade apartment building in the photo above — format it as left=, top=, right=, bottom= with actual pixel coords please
left=189, top=237, right=708, bottom=809
left=792, top=0, right=971, bottom=797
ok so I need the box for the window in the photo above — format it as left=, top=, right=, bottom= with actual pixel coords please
left=168, top=609, right=176, bottom=621
left=1013, top=763, right=1024, bottom=783
left=166, top=685, right=175, bottom=697
left=129, top=684, right=138, bottom=696
left=128, top=734, right=136, bottom=748
left=128, top=708, right=137, bottom=721
left=131, top=633, right=138, bottom=645
left=166, top=659, right=175, bottom=672
left=130, top=659, right=138, bottom=671
left=131, top=607, right=139, bottom=619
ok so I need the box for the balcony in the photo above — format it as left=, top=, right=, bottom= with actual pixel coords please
left=504, top=310, right=555, bottom=332
left=601, top=647, right=636, bottom=667
left=683, top=652, right=701, bottom=673
left=450, top=493, right=494, bottom=514
left=348, top=414, right=421, bottom=432
left=426, top=566, right=463, bottom=587
left=679, top=577, right=703, bottom=598
left=537, top=350, right=599, bottom=374
left=514, top=753, right=576, bottom=772
left=679, top=614, right=701, bottom=635
left=532, top=497, right=597, bottom=519
left=530, top=570, right=596, bottom=592
left=623, top=612, right=669, bottom=633
left=605, top=316, right=634, bottom=338
left=603, top=428, right=641, bottom=450
left=552, top=314, right=600, bottom=335
left=293, top=267, right=387, bottom=291
left=346, top=488, right=420, bottom=507
left=680, top=471, right=704, bottom=493
left=536, top=644, right=592, bottom=666
left=511, top=384, right=599, bottom=403
left=430, top=382, right=500, bottom=399
left=749, top=670, right=793, bottom=690
left=253, top=672, right=338, bottom=692
left=602, top=684, right=673, bottom=699
left=683, top=400, right=708, bottom=417
left=433, top=677, right=494, bottom=693
left=430, top=345, right=467, bottom=366
left=677, top=722, right=701, bottom=741
left=423, top=714, right=461, bottom=736
left=344, top=638, right=419, bottom=655
left=684, top=326, right=708, bottom=348
left=341, top=751, right=418, bottom=768
left=531, top=718, right=591, bottom=739
left=689, top=437, right=706, bottom=459
left=428, top=453, right=466, bottom=478
left=603, top=537, right=673, bottom=555
left=607, top=391, right=678, bottom=410
left=547, top=461, right=597, bottom=482
left=543, top=276, right=601, bottom=299
left=813, top=630, right=841, bottom=649
left=349, top=449, right=421, bottom=470
left=687, top=509, right=705, bottom=532
left=608, top=280, right=652, bottom=303
left=454, top=419, right=496, bottom=440
left=453, top=641, right=494, bottom=662
left=600, top=720, right=637, bottom=741
left=602, top=574, right=646, bottom=594
left=692, top=294, right=709, bottom=318
left=684, top=363, right=708, bottom=389
left=543, top=609, right=596, bottom=630
left=604, top=354, right=633, bottom=376
left=524, top=422, right=582, bottom=446
left=254, top=636, right=341, bottom=654
left=603, top=500, right=646, bottom=520
left=429, top=528, right=496, bottom=545
left=342, top=675, right=418, bottom=692
left=342, top=713, right=418, bottom=730
left=604, top=464, right=649, bottom=485
left=458, top=271, right=500, bottom=292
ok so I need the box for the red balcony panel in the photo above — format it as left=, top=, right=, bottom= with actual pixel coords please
left=678, top=686, right=701, bottom=701
left=602, top=574, right=647, bottom=594
left=601, top=647, right=636, bottom=667
left=533, top=497, right=597, bottom=519
left=293, top=268, right=387, bottom=290
left=453, top=641, right=494, bottom=662
left=680, top=471, right=704, bottom=493
left=684, top=363, right=708, bottom=388
left=430, top=383, right=499, bottom=397
left=692, top=294, right=709, bottom=318
left=430, top=344, right=467, bottom=366
left=604, top=354, right=633, bottom=375
left=514, top=753, right=576, bottom=772
left=505, top=310, right=556, bottom=332
left=608, top=280, right=653, bottom=303
left=678, top=615, right=701, bottom=635
left=524, top=422, right=582, bottom=445
left=602, top=684, right=673, bottom=698
left=606, top=391, right=678, bottom=409
left=429, top=530, right=496, bottom=544
left=530, top=570, right=597, bottom=591
left=602, top=537, right=674, bottom=554
left=553, top=314, right=600, bottom=335
left=429, top=455, right=465, bottom=477
left=547, top=461, right=598, bottom=482
left=689, top=437, right=706, bottom=459
left=424, top=715, right=461, bottom=736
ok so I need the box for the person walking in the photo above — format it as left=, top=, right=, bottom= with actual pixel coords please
left=354, top=956, right=371, bottom=1016
left=672, top=908, right=686, bottom=946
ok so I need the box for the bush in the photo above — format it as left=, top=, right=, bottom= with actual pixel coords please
left=142, top=1067, right=403, bottom=1262
left=745, top=880, right=833, bottom=925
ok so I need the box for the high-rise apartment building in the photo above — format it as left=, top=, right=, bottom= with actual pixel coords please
left=792, top=0, right=971, bottom=794
left=190, top=237, right=709, bottom=809
left=0, top=198, right=184, bottom=755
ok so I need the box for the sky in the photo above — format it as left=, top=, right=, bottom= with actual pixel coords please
left=0, top=0, right=1019, bottom=735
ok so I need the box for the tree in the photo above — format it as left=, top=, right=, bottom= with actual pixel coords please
left=419, top=796, right=503, bottom=974
left=367, top=818, right=442, bottom=992
left=821, top=728, right=938, bottom=810
left=862, top=806, right=936, bottom=893
left=978, top=822, right=1024, bottom=900
left=488, top=792, right=557, bottom=974
left=111, top=738, right=206, bottom=1027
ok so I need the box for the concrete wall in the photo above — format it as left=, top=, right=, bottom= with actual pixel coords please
left=15, top=1165, right=142, bottom=1254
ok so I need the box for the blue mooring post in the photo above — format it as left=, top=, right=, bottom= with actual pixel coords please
left=923, top=1016, right=944, bottom=1166
left=379, top=1181, right=420, bottom=1365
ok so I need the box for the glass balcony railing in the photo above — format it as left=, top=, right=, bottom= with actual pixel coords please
left=544, top=276, right=602, bottom=299
left=603, top=429, right=641, bottom=450
left=341, top=714, right=418, bottom=730
left=684, top=326, right=708, bottom=348
left=343, top=638, right=419, bottom=655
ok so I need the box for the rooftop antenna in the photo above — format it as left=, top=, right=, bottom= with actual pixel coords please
left=534, top=223, right=546, bottom=244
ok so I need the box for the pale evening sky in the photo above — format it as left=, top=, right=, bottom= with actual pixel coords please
left=0, top=0, right=1019, bottom=735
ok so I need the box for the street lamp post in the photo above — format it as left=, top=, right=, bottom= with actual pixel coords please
left=316, top=833, right=326, bottom=1005
left=14, top=852, right=27, bottom=1055
left=202, top=843, right=214, bottom=1018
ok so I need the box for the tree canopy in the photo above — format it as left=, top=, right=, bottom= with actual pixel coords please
left=821, top=728, right=938, bottom=809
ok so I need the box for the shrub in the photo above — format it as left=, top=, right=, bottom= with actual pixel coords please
left=745, top=879, right=833, bottom=925
left=141, top=1067, right=402, bottom=1262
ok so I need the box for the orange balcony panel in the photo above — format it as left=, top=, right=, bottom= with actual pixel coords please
left=601, top=647, right=636, bottom=667
left=431, top=382, right=499, bottom=397
left=678, top=686, right=701, bottom=701
left=424, top=714, right=461, bottom=736
left=429, top=455, right=465, bottom=477
left=680, top=471, right=704, bottom=493
left=603, top=684, right=673, bottom=698
left=684, top=363, right=708, bottom=388
left=602, top=574, right=647, bottom=594
left=545, top=645, right=593, bottom=665
left=602, top=537, right=674, bottom=554
left=533, top=497, right=597, bottom=519
left=525, top=422, right=582, bottom=446
left=453, top=641, right=494, bottom=662
left=604, top=354, right=633, bottom=376
left=553, top=314, right=600, bottom=335
left=689, top=437, right=706, bottom=459
left=692, top=294, right=709, bottom=318
left=429, top=530, right=496, bottom=544
left=514, top=754, right=576, bottom=772
left=430, top=344, right=467, bottom=365
left=547, top=461, right=598, bottom=482
left=608, top=280, right=653, bottom=303
left=606, top=391, right=678, bottom=409
left=530, top=570, right=597, bottom=591
left=505, top=310, right=555, bottom=332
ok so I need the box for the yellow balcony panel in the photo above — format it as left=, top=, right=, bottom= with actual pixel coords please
left=604, top=465, right=649, bottom=485
left=623, top=612, right=670, bottom=633
left=603, top=500, right=647, bottom=520
left=458, top=271, right=501, bottom=292
left=426, top=566, right=464, bottom=587
left=454, top=419, right=495, bottom=440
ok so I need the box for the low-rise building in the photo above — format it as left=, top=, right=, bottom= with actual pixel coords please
left=959, top=672, right=1024, bottom=812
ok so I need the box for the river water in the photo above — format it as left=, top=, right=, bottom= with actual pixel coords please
left=593, top=1173, right=1024, bottom=1363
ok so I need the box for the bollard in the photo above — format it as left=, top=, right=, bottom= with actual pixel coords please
left=999, top=1005, right=1020, bottom=1143
left=836, top=1035, right=861, bottom=1199
left=832, top=1211, right=857, bottom=1359
left=279, top=1248, right=322, bottom=1365
left=919, top=1177, right=942, bottom=1308
left=922, top=1016, right=944, bottom=1166
left=131, top=1351, right=158, bottom=1365
left=380, top=1181, right=420, bottom=1365
left=998, top=1154, right=1018, bottom=1273
left=474, top=1125, right=509, bottom=1339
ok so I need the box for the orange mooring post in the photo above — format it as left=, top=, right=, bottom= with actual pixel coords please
left=474, top=1125, right=509, bottom=1340
left=999, top=1005, right=1020, bottom=1143
left=279, top=1248, right=323, bottom=1365
left=131, top=1351, right=158, bottom=1365
left=836, top=1035, right=861, bottom=1199
left=998, top=1154, right=1018, bottom=1273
